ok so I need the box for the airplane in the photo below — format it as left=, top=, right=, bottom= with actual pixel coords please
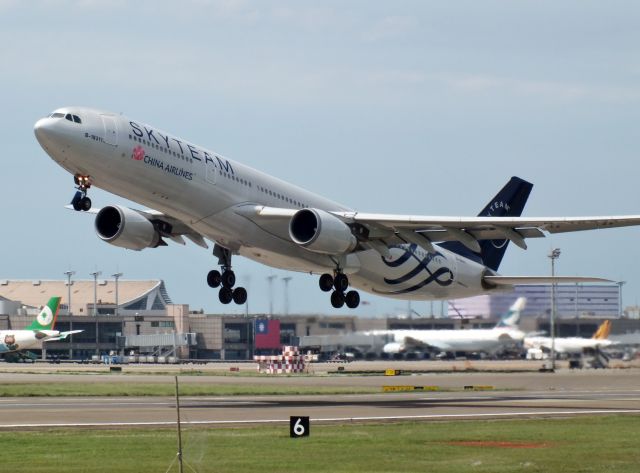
left=372, top=297, right=527, bottom=356
left=524, top=319, right=615, bottom=355
left=0, top=297, right=83, bottom=355
left=33, top=107, right=640, bottom=309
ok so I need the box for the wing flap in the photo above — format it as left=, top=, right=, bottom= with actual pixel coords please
left=484, top=276, right=612, bottom=286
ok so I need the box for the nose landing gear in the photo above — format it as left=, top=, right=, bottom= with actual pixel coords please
left=71, top=174, right=92, bottom=211
left=319, top=271, right=360, bottom=309
left=207, top=245, right=248, bottom=305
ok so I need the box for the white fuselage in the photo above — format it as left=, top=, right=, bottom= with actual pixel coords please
left=34, top=107, right=498, bottom=301
left=375, top=327, right=525, bottom=353
left=524, top=336, right=614, bottom=354
left=0, top=330, right=61, bottom=354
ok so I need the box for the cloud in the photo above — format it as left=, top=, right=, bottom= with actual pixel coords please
left=441, top=73, right=640, bottom=102
left=362, top=15, right=417, bottom=42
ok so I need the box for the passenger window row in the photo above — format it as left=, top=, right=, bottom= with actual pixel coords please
left=257, top=185, right=306, bottom=208
left=220, top=171, right=251, bottom=188
left=128, top=134, right=193, bottom=163
left=127, top=132, right=305, bottom=208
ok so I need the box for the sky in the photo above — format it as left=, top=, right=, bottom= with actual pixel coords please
left=1, top=1, right=639, bottom=317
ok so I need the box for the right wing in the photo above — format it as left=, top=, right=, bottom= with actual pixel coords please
left=234, top=203, right=640, bottom=259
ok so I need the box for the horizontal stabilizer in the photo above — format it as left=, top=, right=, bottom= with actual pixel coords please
left=46, top=330, right=84, bottom=342
left=484, top=276, right=612, bottom=286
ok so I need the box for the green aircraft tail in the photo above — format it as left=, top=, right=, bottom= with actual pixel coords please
left=26, top=297, right=61, bottom=330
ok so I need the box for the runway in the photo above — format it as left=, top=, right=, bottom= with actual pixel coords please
left=1, top=370, right=639, bottom=429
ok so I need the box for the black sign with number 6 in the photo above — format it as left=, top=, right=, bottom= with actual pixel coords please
left=290, top=416, right=310, bottom=438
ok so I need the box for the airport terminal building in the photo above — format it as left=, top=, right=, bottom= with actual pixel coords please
left=448, top=284, right=624, bottom=319
left=1, top=279, right=638, bottom=361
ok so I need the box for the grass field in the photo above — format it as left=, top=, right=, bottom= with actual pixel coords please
left=0, top=415, right=637, bottom=472
left=0, top=382, right=379, bottom=397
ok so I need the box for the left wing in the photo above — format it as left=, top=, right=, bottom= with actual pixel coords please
left=66, top=204, right=209, bottom=249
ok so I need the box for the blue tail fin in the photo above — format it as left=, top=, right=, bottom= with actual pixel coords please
left=440, top=176, right=533, bottom=271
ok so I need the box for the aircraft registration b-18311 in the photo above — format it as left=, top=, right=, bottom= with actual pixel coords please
left=34, top=107, right=640, bottom=309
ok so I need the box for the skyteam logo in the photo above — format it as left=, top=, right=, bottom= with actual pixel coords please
left=484, top=200, right=510, bottom=249
left=378, top=244, right=453, bottom=295
left=132, top=145, right=145, bottom=161
left=37, top=305, right=54, bottom=327
left=485, top=200, right=510, bottom=217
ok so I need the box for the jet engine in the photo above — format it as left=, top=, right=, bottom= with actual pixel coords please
left=95, top=205, right=161, bottom=250
left=289, top=208, right=357, bottom=255
left=382, top=342, right=406, bottom=354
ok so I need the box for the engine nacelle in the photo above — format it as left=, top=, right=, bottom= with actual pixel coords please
left=95, top=205, right=161, bottom=250
left=382, top=342, right=406, bottom=354
left=289, top=208, right=357, bottom=255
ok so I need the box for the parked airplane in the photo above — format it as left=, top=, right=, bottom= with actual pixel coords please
left=34, top=107, right=640, bottom=309
left=0, top=297, right=82, bottom=355
left=374, top=297, right=527, bottom=355
left=524, top=320, right=615, bottom=355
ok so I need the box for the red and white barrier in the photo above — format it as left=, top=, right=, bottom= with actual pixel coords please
left=254, top=346, right=318, bottom=374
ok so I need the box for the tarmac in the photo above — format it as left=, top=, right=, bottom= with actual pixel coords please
left=0, top=360, right=639, bottom=429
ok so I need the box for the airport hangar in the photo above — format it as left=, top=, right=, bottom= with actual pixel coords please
left=0, top=278, right=639, bottom=361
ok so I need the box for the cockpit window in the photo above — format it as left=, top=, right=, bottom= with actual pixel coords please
left=61, top=113, right=82, bottom=124
left=50, top=112, right=64, bottom=118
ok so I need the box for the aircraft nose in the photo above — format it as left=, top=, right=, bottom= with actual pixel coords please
left=34, top=116, right=64, bottom=151
left=34, top=117, right=53, bottom=144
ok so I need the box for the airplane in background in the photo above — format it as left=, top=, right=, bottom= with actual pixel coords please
left=372, top=297, right=527, bottom=356
left=0, top=297, right=82, bottom=355
left=33, top=107, right=640, bottom=309
left=524, top=319, right=615, bottom=355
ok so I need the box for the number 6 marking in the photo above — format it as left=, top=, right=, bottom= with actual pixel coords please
left=293, top=417, right=305, bottom=436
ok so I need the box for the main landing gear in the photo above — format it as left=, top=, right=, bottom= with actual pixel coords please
left=319, top=271, right=360, bottom=309
left=70, top=174, right=92, bottom=211
left=207, top=245, right=247, bottom=305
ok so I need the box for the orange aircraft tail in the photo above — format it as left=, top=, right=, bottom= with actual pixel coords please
left=592, top=320, right=612, bottom=340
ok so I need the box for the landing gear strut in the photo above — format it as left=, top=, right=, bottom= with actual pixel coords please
left=207, top=245, right=247, bottom=305
left=319, top=270, right=360, bottom=309
left=70, top=174, right=92, bottom=211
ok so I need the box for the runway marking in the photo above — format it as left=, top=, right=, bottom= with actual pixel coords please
left=0, top=409, right=638, bottom=429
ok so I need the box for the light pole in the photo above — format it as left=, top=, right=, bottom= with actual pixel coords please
left=618, top=281, right=626, bottom=318
left=90, top=271, right=102, bottom=355
left=63, top=270, right=76, bottom=359
left=548, top=248, right=561, bottom=371
left=63, top=270, right=75, bottom=315
left=282, top=276, right=292, bottom=316
left=112, top=272, right=123, bottom=316
left=266, top=275, right=277, bottom=316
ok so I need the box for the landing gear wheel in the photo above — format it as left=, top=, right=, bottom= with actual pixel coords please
left=207, top=270, right=222, bottom=288
left=221, top=270, right=236, bottom=288
left=72, top=199, right=82, bottom=211
left=330, top=291, right=345, bottom=309
left=218, top=287, right=233, bottom=304
left=80, top=196, right=92, bottom=211
left=319, top=273, right=334, bottom=292
left=334, top=273, right=349, bottom=292
left=232, top=287, right=247, bottom=305
left=345, top=290, right=360, bottom=309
